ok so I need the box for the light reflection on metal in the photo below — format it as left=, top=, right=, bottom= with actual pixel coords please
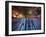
left=12, top=16, right=41, bottom=31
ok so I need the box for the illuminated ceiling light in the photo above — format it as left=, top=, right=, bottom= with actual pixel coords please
left=28, top=10, right=32, bottom=15
left=15, top=12, right=19, bottom=15
left=13, top=14, right=16, bottom=18
left=17, top=14, right=25, bottom=18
